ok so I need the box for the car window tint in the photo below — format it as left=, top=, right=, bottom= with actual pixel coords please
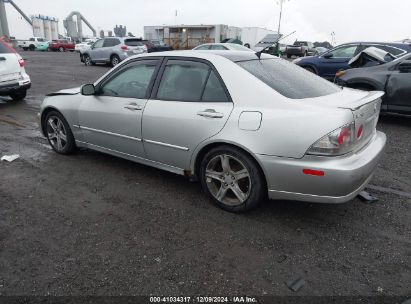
left=237, top=59, right=341, bottom=99
left=125, top=39, right=144, bottom=46
left=101, top=61, right=158, bottom=99
left=0, top=41, right=13, bottom=54
left=329, top=45, right=357, bottom=58
left=195, top=45, right=210, bottom=50
left=202, top=71, right=229, bottom=102
left=211, top=45, right=228, bottom=50
left=157, top=60, right=210, bottom=101
left=376, top=45, right=405, bottom=57
left=104, top=39, right=120, bottom=47
left=93, top=40, right=104, bottom=49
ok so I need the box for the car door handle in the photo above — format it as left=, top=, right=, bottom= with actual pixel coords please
left=124, top=103, right=143, bottom=111
left=197, top=109, right=224, bottom=118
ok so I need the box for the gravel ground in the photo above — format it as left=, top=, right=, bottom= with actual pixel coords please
left=0, top=52, right=410, bottom=298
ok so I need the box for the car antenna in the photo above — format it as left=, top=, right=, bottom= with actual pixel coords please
left=255, top=31, right=296, bottom=59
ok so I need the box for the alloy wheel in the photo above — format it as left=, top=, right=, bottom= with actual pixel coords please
left=112, top=57, right=119, bottom=66
left=46, top=116, right=68, bottom=152
left=205, top=154, right=251, bottom=206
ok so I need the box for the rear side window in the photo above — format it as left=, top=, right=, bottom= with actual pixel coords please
left=237, top=59, right=341, bottom=99
left=195, top=45, right=210, bottom=50
left=0, top=41, right=13, bottom=54
left=103, top=39, right=121, bottom=47
left=375, top=45, right=405, bottom=57
left=156, top=60, right=229, bottom=102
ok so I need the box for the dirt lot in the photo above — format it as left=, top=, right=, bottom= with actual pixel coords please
left=0, top=52, right=410, bottom=297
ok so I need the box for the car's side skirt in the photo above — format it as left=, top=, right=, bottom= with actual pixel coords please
left=75, top=140, right=185, bottom=176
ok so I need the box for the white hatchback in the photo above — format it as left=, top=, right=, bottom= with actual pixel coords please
left=0, top=39, right=31, bottom=101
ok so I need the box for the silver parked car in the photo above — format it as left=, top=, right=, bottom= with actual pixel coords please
left=193, top=43, right=254, bottom=52
left=80, top=37, right=147, bottom=67
left=40, top=51, right=386, bottom=212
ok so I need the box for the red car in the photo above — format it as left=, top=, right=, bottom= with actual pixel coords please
left=49, top=39, right=75, bottom=52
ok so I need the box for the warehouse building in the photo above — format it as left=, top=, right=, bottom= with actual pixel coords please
left=144, top=25, right=276, bottom=50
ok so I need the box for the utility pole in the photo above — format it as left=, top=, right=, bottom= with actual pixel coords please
left=0, top=0, right=10, bottom=37
left=277, top=0, right=289, bottom=35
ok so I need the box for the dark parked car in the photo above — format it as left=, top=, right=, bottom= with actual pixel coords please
left=285, top=41, right=316, bottom=58
left=294, top=42, right=411, bottom=81
left=336, top=53, right=411, bottom=115
left=147, top=40, right=173, bottom=52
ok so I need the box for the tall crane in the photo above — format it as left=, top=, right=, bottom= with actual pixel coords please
left=0, top=0, right=32, bottom=37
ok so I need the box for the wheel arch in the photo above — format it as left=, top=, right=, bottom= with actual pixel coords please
left=40, top=107, right=67, bottom=137
left=345, top=79, right=380, bottom=91
left=300, top=64, right=318, bottom=74
left=192, top=141, right=268, bottom=190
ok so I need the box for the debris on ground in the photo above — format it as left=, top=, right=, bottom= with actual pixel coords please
left=0, top=154, right=20, bottom=162
left=358, top=191, right=379, bottom=203
left=286, top=276, right=305, bottom=292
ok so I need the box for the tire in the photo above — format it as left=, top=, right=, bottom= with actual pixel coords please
left=23, top=47, right=28, bottom=51
left=199, top=145, right=266, bottom=212
left=110, top=55, right=121, bottom=67
left=44, top=111, right=76, bottom=155
left=59, top=46, right=65, bottom=52
left=303, top=66, right=317, bottom=74
left=29, top=45, right=35, bottom=51
left=287, top=54, right=291, bottom=59
left=84, top=55, right=94, bottom=66
left=304, top=51, right=308, bottom=57
left=10, top=90, right=27, bottom=101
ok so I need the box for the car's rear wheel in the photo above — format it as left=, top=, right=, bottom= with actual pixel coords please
left=10, top=90, right=27, bottom=101
left=59, top=46, right=65, bottom=52
left=111, top=55, right=120, bottom=67
left=287, top=54, right=291, bottom=58
left=200, top=146, right=266, bottom=212
left=44, top=111, right=76, bottom=155
left=84, top=55, right=94, bottom=66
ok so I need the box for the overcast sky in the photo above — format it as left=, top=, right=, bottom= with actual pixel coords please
left=5, top=0, right=411, bottom=44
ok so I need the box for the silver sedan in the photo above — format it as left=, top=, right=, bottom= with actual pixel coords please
left=39, top=51, right=386, bottom=212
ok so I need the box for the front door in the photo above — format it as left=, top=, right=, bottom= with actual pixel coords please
left=142, top=59, right=234, bottom=170
left=79, top=59, right=161, bottom=157
left=386, top=59, right=411, bottom=114
left=89, top=39, right=104, bottom=62
left=318, top=44, right=359, bottom=80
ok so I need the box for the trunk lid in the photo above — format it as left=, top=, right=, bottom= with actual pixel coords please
left=0, top=54, right=21, bottom=83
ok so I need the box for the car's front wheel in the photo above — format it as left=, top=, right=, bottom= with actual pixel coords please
left=59, top=47, right=65, bottom=52
left=111, top=55, right=120, bottom=67
left=44, top=111, right=76, bottom=155
left=84, top=55, right=94, bottom=66
left=200, top=146, right=266, bottom=212
left=10, top=90, right=27, bottom=101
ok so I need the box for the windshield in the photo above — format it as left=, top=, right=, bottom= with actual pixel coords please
left=294, top=41, right=307, bottom=46
left=237, top=59, right=341, bottom=99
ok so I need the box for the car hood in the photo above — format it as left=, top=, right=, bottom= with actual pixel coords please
left=302, top=87, right=384, bottom=110
left=47, top=87, right=80, bottom=96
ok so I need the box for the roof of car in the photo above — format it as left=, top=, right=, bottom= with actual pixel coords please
left=138, top=50, right=275, bottom=62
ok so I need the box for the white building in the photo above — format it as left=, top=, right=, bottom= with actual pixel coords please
left=144, top=25, right=277, bottom=50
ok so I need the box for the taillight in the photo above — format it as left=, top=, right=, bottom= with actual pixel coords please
left=121, top=45, right=128, bottom=51
left=17, top=55, right=25, bottom=67
left=143, top=44, right=148, bottom=52
left=307, top=122, right=356, bottom=156
left=357, top=125, right=363, bottom=139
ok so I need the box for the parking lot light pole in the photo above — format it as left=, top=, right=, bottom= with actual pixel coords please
left=276, top=0, right=289, bottom=55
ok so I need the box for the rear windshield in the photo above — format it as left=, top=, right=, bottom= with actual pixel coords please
left=237, top=59, right=341, bottom=99
left=0, top=41, right=13, bottom=54
left=125, top=39, right=146, bottom=46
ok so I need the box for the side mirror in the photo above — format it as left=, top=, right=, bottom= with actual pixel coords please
left=81, top=84, right=96, bottom=96
left=323, top=53, right=333, bottom=59
left=398, top=60, right=411, bottom=73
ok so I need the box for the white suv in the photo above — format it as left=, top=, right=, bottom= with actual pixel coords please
left=0, top=39, right=31, bottom=101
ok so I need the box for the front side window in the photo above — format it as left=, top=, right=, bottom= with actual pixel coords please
left=0, top=41, right=13, bottom=54
left=156, top=60, right=229, bottom=102
left=328, top=45, right=358, bottom=58
left=237, top=59, right=341, bottom=99
left=93, top=40, right=104, bottom=49
left=195, top=45, right=210, bottom=50
left=100, top=60, right=158, bottom=99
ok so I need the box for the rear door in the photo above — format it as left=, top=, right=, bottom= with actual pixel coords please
left=0, top=41, right=20, bottom=84
left=101, top=38, right=121, bottom=61
left=317, top=44, right=359, bottom=79
left=142, top=58, right=234, bottom=170
left=386, top=57, right=411, bottom=113
left=78, top=59, right=161, bottom=157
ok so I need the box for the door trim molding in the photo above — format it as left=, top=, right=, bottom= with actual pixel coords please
left=74, top=125, right=142, bottom=142
left=143, top=139, right=189, bottom=151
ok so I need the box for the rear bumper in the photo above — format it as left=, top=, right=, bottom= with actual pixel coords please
left=257, top=131, right=386, bottom=204
left=0, top=76, right=31, bottom=95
